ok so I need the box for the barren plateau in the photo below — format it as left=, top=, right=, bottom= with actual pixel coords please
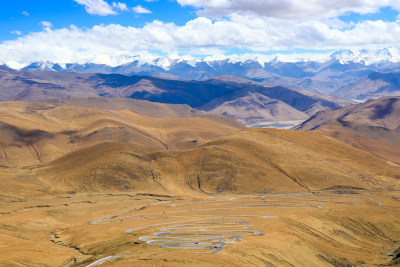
left=0, top=98, right=399, bottom=266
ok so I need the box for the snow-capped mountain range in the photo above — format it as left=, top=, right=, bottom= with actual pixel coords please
left=329, top=47, right=400, bottom=65
left=2, top=47, right=400, bottom=100
left=3, top=47, right=400, bottom=73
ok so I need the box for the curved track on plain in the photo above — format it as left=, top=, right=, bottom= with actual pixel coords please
left=87, top=191, right=383, bottom=266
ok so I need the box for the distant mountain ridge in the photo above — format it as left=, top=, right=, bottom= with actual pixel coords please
left=3, top=47, right=400, bottom=100
left=12, top=47, right=400, bottom=73
left=336, top=72, right=400, bottom=100
left=0, top=66, right=352, bottom=126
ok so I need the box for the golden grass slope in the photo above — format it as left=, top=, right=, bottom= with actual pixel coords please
left=1, top=191, right=400, bottom=267
left=294, top=96, right=400, bottom=165
left=0, top=99, right=242, bottom=167
left=34, top=128, right=400, bottom=196
left=1, top=99, right=400, bottom=267
left=315, top=120, right=400, bottom=165
left=1, top=98, right=399, bottom=197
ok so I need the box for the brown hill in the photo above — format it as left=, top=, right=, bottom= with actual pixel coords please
left=0, top=99, right=242, bottom=167
left=35, top=128, right=400, bottom=195
left=1, top=99, right=400, bottom=267
left=0, top=67, right=350, bottom=126
left=1, top=99, right=399, bottom=197
left=315, top=120, right=400, bottom=165
left=204, top=92, right=309, bottom=126
left=294, top=97, right=400, bottom=164
left=202, top=76, right=343, bottom=118
left=295, top=96, right=400, bottom=131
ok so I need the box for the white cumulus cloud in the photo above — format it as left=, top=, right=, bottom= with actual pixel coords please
left=74, top=0, right=119, bottom=15
left=40, top=21, right=53, bottom=31
left=177, top=0, right=400, bottom=19
left=1, top=15, right=400, bottom=66
left=113, top=2, right=128, bottom=11
left=133, top=5, right=152, bottom=14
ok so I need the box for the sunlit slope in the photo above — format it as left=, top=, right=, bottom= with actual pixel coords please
left=37, top=128, right=400, bottom=194
left=178, top=128, right=400, bottom=193
left=296, top=96, right=400, bottom=131
left=0, top=100, right=242, bottom=167
left=2, top=99, right=399, bottom=196
left=294, top=96, right=400, bottom=164
left=37, top=142, right=168, bottom=193
left=315, top=120, right=400, bottom=165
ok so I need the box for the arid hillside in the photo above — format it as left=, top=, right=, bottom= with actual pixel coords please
left=1, top=98, right=400, bottom=267
left=313, top=120, right=400, bottom=165
left=32, top=127, right=400, bottom=196
left=1, top=99, right=399, bottom=197
left=0, top=98, right=242, bottom=167
left=295, top=96, right=400, bottom=131
left=295, top=96, right=400, bottom=164
left=0, top=66, right=353, bottom=126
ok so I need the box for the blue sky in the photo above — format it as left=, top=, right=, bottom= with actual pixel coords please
left=0, top=0, right=197, bottom=40
left=1, top=0, right=400, bottom=67
left=338, top=6, right=399, bottom=24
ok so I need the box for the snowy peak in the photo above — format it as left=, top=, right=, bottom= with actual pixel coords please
left=330, top=47, right=400, bottom=65
left=23, top=61, right=67, bottom=72
left=14, top=47, right=400, bottom=74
